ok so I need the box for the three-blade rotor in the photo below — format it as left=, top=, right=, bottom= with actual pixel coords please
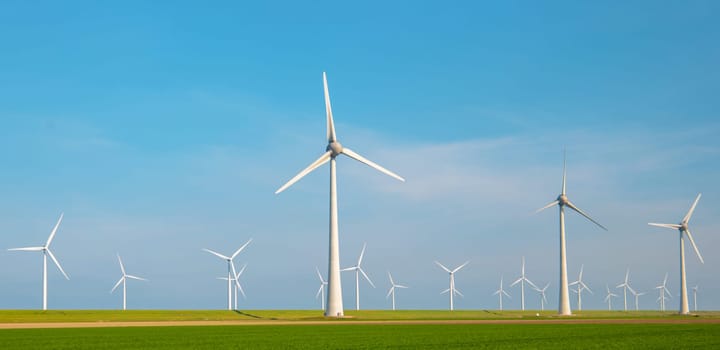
left=342, top=243, right=375, bottom=288
left=648, top=193, right=704, bottom=264
left=8, top=213, right=69, bottom=280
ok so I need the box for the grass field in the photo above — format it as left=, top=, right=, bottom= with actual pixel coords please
left=1, top=310, right=719, bottom=349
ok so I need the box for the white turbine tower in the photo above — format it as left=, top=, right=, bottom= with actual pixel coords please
left=219, top=264, right=247, bottom=310
left=275, top=72, right=405, bottom=317
left=655, top=273, right=671, bottom=311
left=616, top=269, right=636, bottom=311
left=316, top=267, right=328, bottom=310
left=510, top=257, right=538, bottom=311
left=111, top=254, right=148, bottom=310
left=568, top=264, right=592, bottom=311
left=202, top=239, right=252, bottom=310
left=534, top=283, right=550, bottom=311
left=604, top=285, right=619, bottom=311
left=386, top=272, right=408, bottom=311
left=8, top=213, right=69, bottom=310
left=648, top=193, right=705, bottom=315
left=435, top=261, right=469, bottom=311
left=536, top=152, right=607, bottom=316
left=630, top=289, right=646, bottom=311
left=692, top=285, right=698, bottom=312
left=492, top=275, right=511, bottom=311
left=341, top=243, right=375, bottom=310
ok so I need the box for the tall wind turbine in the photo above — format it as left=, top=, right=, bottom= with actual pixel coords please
left=8, top=213, right=69, bottom=310
left=630, top=289, right=646, bottom=311
left=569, top=264, right=592, bottom=311
left=316, top=267, right=328, bottom=310
left=648, top=193, right=705, bottom=315
left=655, top=273, right=671, bottom=311
left=534, top=283, right=550, bottom=311
left=604, top=285, right=619, bottom=310
left=492, top=275, right=511, bottom=311
left=510, top=257, right=538, bottom=311
left=275, top=72, right=405, bottom=317
left=219, top=264, right=248, bottom=310
left=202, top=239, right=252, bottom=310
left=536, top=151, right=607, bottom=315
left=616, top=269, right=636, bottom=311
left=341, top=243, right=375, bottom=310
left=111, top=254, right=148, bottom=310
left=692, top=285, right=698, bottom=312
left=435, top=261, right=469, bottom=311
left=386, top=272, right=408, bottom=311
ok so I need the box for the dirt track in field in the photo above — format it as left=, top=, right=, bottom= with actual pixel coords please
left=1, top=318, right=719, bottom=329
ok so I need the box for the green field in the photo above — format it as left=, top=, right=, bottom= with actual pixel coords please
left=1, top=310, right=719, bottom=349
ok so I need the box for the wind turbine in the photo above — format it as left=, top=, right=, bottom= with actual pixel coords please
left=316, top=267, right=328, bottom=310
left=341, top=243, right=375, bottom=310
left=110, top=254, right=148, bottom=310
left=534, top=283, right=550, bottom=311
left=616, top=269, right=636, bottom=311
left=202, top=239, right=252, bottom=310
left=8, top=213, right=69, bottom=310
left=510, top=257, right=538, bottom=311
left=275, top=72, right=405, bottom=317
left=692, top=285, right=698, bottom=312
left=655, top=273, right=671, bottom=311
left=435, top=261, right=469, bottom=311
left=386, top=272, right=408, bottom=311
left=568, top=264, right=592, bottom=311
left=219, top=264, right=248, bottom=310
left=536, top=151, right=607, bottom=315
left=648, top=193, right=705, bottom=315
left=630, top=289, right=646, bottom=311
left=492, top=275, right=511, bottom=311
left=604, top=285, right=619, bottom=311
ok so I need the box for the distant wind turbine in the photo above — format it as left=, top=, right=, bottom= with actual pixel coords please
left=435, top=261, right=469, bottom=311
left=341, top=243, right=375, bottom=310
left=655, top=273, right=671, bottom=311
left=219, top=264, right=247, bottom=310
left=534, top=283, right=550, bottom=311
left=616, top=269, right=636, bottom=311
left=604, top=285, right=619, bottom=311
left=510, top=257, right=538, bottom=311
left=536, top=151, right=607, bottom=316
left=630, top=289, right=646, bottom=311
left=492, top=275, right=511, bottom=311
left=202, top=239, right=252, bottom=310
left=648, top=193, right=705, bottom=315
left=275, top=72, right=405, bottom=317
left=111, top=254, right=148, bottom=310
left=315, top=267, right=328, bottom=310
left=8, top=213, right=69, bottom=310
left=568, top=264, right=592, bottom=311
left=386, top=272, right=408, bottom=311
left=692, top=285, right=699, bottom=312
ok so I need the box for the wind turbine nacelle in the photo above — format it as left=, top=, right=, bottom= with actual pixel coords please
left=327, top=141, right=344, bottom=156
left=557, top=194, right=568, bottom=205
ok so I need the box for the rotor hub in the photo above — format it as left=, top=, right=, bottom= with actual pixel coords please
left=557, top=194, right=568, bottom=205
left=327, top=141, right=344, bottom=156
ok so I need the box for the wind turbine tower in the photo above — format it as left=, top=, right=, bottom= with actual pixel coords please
left=648, top=193, right=705, bottom=315
left=604, top=285, right=619, bottom=311
left=111, top=254, right=148, bottom=310
left=316, top=267, right=328, bottom=310
left=536, top=151, right=607, bottom=315
left=275, top=72, right=405, bottom=317
left=435, top=261, right=469, bottom=311
left=386, top=272, right=408, bottom=311
left=616, top=269, right=636, bottom=312
left=569, top=264, right=592, bottom=311
left=202, top=239, right=252, bottom=310
left=492, top=275, right=511, bottom=311
left=510, top=257, right=538, bottom=311
left=341, top=243, right=375, bottom=310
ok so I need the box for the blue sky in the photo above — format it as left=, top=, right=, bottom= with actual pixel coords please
left=0, top=1, right=718, bottom=311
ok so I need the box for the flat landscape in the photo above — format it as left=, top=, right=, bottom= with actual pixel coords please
left=1, top=310, right=719, bottom=349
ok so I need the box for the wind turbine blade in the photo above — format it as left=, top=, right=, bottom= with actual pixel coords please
left=648, top=223, right=681, bottom=229
left=503, top=290, right=511, bottom=298
left=452, top=261, right=470, bottom=273
left=562, top=148, right=567, bottom=195
left=525, top=278, right=539, bottom=290
left=684, top=228, right=704, bottom=264
left=493, top=290, right=501, bottom=296
left=275, top=151, right=332, bottom=194
left=202, top=248, right=230, bottom=260
left=111, top=277, right=124, bottom=293
left=45, top=213, right=64, bottom=247
left=359, top=268, right=375, bottom=288
left=386, top=287, right=394, bottom=299
left=238, top=282, right=246, bottom=299
left=566, top=201, right=607, bottom=231
left=440, top=288, right=450, bottom=295
left=230, top=261, right=240, bottom=289
left=454, top=288, right=464, bottom=298
left=126, top=275, right=147, bottom=281
left=683, top=193, right=702, bottom=223
left=535, top=200, right=559, bottom=213
left=625, top=269, right=630, bottom=284
left=579, top=264, right=584, bottom=281
left=340, top=267, right=356, bottom=272
left=510, top=277, right=523, bottom=287
left=316, top=285, right=324, bottom=299
left=323, top=72, right=337, bottom=142
left=8, top=247, right=44, bottom=251
left=396, top=285, right=408, bottom=289
left=434, top=261, right=451, bottom=273
left=569, top=281, right=579, bottom=286
left=342, top=148, right=405, bottom=182
left=46, top=249, right=69, bottom=280
left=231, top=239, right=253, bottom=259
left=236, top=264, right=247, bottom=278
left=627, top=285, right=636, bottom=295
left=117, top=254, right=126, bottom=275
left=357, top=243, right=367, bottom=266
left=388, top=271, right=395, bottom=285
left=581, top=282, right=593, bottom=294
left=316, top=267, right=325, bottom=283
